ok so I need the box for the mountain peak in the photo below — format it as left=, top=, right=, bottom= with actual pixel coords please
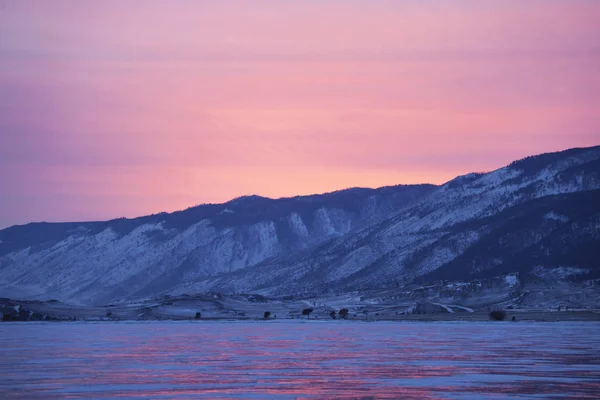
left=1, top=145, right=599, bottom=306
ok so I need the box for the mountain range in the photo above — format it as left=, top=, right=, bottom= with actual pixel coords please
left=1, top=145, right=599, bottom=309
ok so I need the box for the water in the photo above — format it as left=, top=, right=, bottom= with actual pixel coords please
left=1, top=321, right=599, bottom=399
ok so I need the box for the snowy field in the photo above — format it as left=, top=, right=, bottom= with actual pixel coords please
left=2, top=321, right=600, bottom=399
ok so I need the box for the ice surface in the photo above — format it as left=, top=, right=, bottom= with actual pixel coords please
left=1, top=321, right=599, bottom=399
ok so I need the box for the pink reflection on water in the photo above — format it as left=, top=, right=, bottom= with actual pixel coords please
left=1, top=321, right=599, bottom=399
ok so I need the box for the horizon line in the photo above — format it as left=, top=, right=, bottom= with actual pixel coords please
left=3, top=143, right=598, bottom=229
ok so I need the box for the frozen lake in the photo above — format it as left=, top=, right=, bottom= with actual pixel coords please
left=1, top=321, right=599, bottom=399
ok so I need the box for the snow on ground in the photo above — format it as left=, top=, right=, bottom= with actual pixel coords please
left=504, top=275, right=519, bottom=287
left=532, top=266, right=590, bottom=280
left=288, top=213, right=309, bottom=237
left=433, top=303, right=454, bottom=313
left=544, top=212, right=569, bottom=222
left=448, top=305, right=475, bottom=312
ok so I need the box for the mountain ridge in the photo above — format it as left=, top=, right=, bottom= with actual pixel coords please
left=3, top=144, right=596, bottom=231
left=1, top=144, right=599, bottom=307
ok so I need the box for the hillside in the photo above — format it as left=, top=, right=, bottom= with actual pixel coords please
left=0, top=145, right=599, bottom=310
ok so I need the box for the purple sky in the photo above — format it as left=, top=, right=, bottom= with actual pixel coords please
left=1, top=1, right=599, bottom=228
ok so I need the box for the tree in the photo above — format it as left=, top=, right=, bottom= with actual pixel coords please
left=489, top=310, right=506, bottom=321
left=339, top=308, right=349, bottom=319
left=302, top=308, right=313, bottom=319
left=329, top=311, right=337, bottom=319
left=195, top=312, right=201, bottom=320
left=264, top=311, right=271, bottom=319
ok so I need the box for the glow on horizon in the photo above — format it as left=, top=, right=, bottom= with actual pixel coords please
left=1, top=1, right=599, bottom=227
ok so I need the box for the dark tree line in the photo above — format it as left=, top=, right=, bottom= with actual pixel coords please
left=489, top=310, right=506, bottom=321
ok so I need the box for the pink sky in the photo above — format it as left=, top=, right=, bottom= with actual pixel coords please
left=1, top=1, right=599, bottom=228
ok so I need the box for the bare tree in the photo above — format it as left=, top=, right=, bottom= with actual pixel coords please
left=302, top=308, right=313, bottom=319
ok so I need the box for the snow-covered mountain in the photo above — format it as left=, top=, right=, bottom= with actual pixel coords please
left=173, top=146, right=600, bottom=298
left=0, top=185, right=434, bottom=304
left=1, top=145, right=599, bottom=306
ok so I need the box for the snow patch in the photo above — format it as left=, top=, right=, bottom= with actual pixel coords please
left=288, top=213, right=309, bottom=237
left=445, top=282, right=470, bottom=289
left=314, top=208, right=336, bottom=236
left=246, top=221, right=280, bottom=265
left=504, top=275, right=518, bottom=287
left=532, top=266, right=590, bottom=280
left=327, top=247, right=376, bottom=282
left=448, top=305, right=474, bottom=313
left=433, top=303, right=454, bottom=313
left=545, top=212, right=569, bottom=222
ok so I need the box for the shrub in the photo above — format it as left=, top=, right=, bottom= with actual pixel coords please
left=329, top=311, right=336, bottom=319
left=195, top=312, right=201, bottom=320
left=105, top=311, right=113, bottom=318
left=302, top=308, right=313, bottom=319
left=489, top=310, right=506, bottom=321
left=264, top=311, right=271, bottom=319
left=339, top=308, right=349, bottom=319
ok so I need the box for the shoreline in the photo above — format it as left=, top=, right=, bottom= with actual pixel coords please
left=3, top=296, right=599, bottom=323
left=3, top=311, right=600, bottom=323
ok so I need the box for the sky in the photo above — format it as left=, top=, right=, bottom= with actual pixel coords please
left=1, top=1, right=599, bottom=228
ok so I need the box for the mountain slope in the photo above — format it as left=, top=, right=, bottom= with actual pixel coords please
left=168, top=145, right=600, bottom=298
left=0, top=145, right=599, bottom=306
left=0, top=184, right=435, bottom=304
